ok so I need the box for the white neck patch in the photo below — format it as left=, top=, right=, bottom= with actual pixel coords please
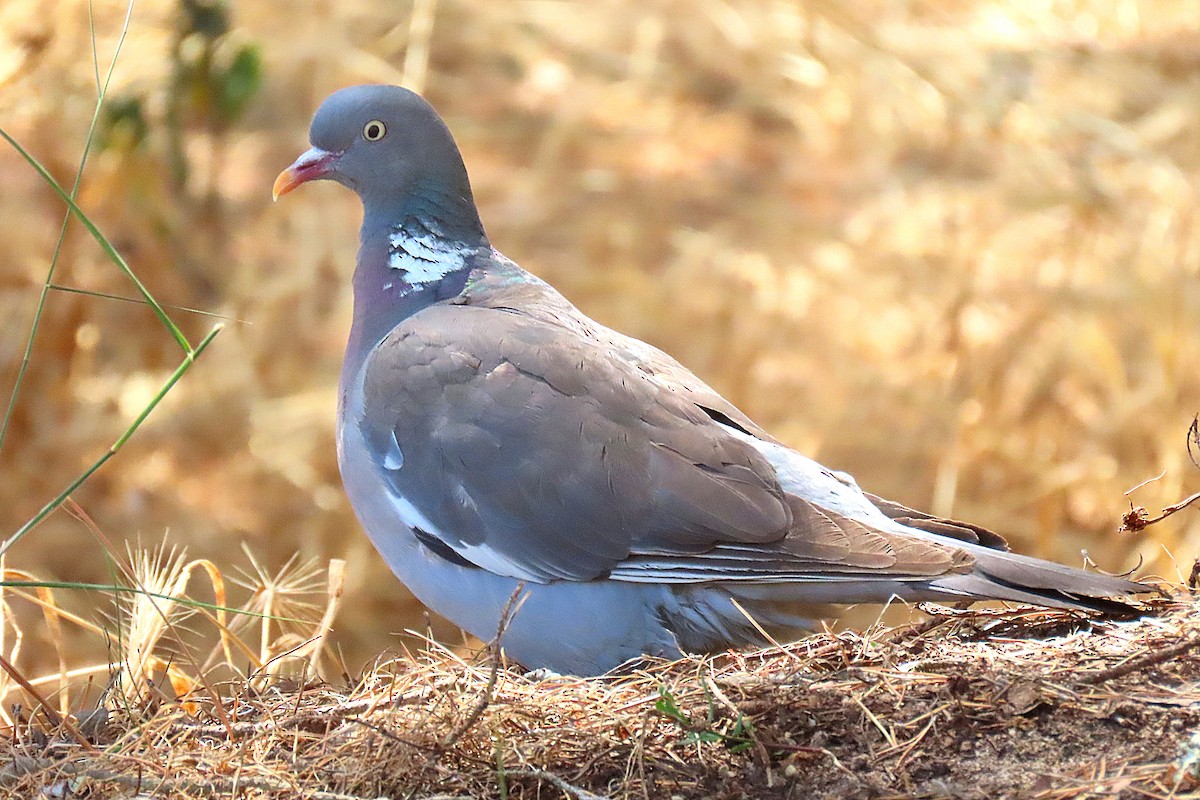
left=387, top=218, right=470, bottom=287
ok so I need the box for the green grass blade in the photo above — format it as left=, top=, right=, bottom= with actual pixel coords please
left=0, top=580, right=302, bottom=624
left=0, top=0, right=139, bottom=457
left=0, top=325, right=222, bottom=558
left=48, top=283, right=248, bottom=324
left=0, top=127, right=192, bottom=354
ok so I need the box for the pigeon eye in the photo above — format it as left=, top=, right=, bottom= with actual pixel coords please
left=363, top=120, right=387, bottom=141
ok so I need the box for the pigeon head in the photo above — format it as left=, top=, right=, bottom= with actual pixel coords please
left=274, top=85, right=482, bottom=235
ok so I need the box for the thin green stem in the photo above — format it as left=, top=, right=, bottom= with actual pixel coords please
left=0, top=326, right=221, bottom=558
left=89, top=2, right=102, bottom=89
left=0, top=0, right=138, bottom=457
left=1, top=580, right=300, bottom=623
left=48, top=283, right=248, bottom=324
left=0, top=128, right=191, bottom=355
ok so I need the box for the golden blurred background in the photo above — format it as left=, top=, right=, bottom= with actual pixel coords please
left=1, top=0, right=1198, bottom=674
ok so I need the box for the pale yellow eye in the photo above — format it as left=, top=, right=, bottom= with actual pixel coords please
left=363, top=120, right=387, bottom=141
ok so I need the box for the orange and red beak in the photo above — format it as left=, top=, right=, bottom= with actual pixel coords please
left=272, top=147, right=342, bottom=200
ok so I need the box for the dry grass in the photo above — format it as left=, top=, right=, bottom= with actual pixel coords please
left=2, top=3, right=1200, bottom=789
left=0, top=593, right=1197, bottom=799
left=0, top=536, right=346, bottom=722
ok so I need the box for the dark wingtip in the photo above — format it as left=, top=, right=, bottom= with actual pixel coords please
left=1028, top=587, right=1148, bottom=618
left=864, top=492, right=1011, bottom=551
left=931, top=543, right=1158, bottom=618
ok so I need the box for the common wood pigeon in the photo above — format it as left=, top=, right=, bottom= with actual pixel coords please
left=274, top=84, right=1146, bottom=675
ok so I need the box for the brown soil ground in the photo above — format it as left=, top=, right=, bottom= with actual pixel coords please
left=4, top=595, right=1198, bottom=799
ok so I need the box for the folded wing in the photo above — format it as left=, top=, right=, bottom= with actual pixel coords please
left=360, top=301, right=974, bottom=585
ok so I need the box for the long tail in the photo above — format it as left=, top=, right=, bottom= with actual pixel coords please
left=864, top=492, right=1148, bottom=613
left=926, top=543, right=1146, bottom=615
left=672, top=549, right=1148, bottom=656
left=720, top=546, right=1147, bottom=621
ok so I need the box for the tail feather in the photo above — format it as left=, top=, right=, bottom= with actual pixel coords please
left=728, top=429, right=1150, bottom=616
left=929, top=544, right=1147, bottom=615
left=719, top=544, right=1149, bottom=624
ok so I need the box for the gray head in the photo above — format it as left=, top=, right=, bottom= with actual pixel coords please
left=275, top=85, right=484, bottom=236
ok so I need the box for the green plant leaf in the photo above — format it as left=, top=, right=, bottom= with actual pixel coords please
left=217, top=43, right=263, bottom=123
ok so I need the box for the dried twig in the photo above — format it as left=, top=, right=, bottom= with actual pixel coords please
left=1120, top=492, right=1200, bottom=534
left=1188, top=416, right=1200, bottom=470
left=441, top=581, right=526, bottom=749
left=1122, top=421, right=1200, bottom=533
left=0, top=653, right=96, bottom=752
left=8, top=761, right=382, bottom=800
left=1082, top=632, right=1200, bottom=685
left=508, top=766, right=612, bottom=800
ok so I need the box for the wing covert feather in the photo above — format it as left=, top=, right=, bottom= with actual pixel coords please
left=359, top=296, right=974, bottom=586
left=361, top=303, right=792, bottom=582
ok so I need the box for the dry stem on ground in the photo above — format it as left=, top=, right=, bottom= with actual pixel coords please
left=2, top=594, right=1197, bottom=799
